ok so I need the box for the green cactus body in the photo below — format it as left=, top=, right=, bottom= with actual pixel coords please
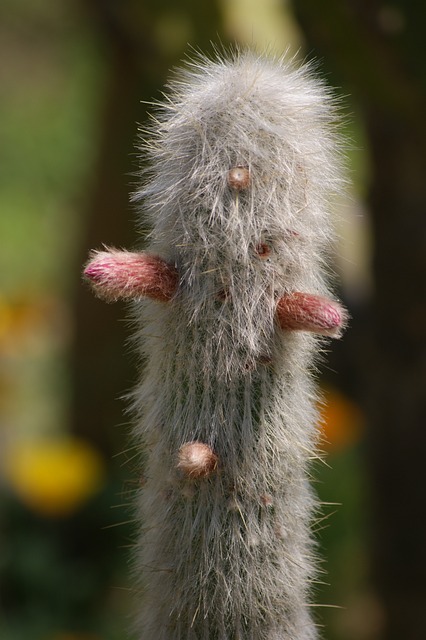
left=85, top=50, right=346, bottom=639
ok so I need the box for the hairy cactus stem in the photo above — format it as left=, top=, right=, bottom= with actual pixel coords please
left=84, top=49, right=347, bottom=640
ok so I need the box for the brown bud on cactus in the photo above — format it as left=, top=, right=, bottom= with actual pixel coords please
left=227, top=166, right=251, bottom=190
left=177, top=442, right=218, bottom=479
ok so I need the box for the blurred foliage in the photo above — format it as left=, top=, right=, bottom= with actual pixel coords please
left=0, top=0, right=105, bottom=295
left=0, top=475, right=135, bottom=640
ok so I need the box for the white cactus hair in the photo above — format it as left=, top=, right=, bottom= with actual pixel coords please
left=123, top=47, right=346, bottom=639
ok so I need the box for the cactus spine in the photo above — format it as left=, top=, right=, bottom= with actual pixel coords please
left=85, top=49, right=346, bottom=639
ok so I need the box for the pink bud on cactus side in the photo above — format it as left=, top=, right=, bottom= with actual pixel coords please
left=83, top=250, right=178, bottom=302
left=276, top=292, right=346, bottom=337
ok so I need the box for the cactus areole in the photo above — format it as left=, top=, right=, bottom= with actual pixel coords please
left=84, top=50, right=347, bottom=640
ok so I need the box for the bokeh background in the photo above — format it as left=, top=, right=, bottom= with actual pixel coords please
left=1, top=1, right=425, bottom=639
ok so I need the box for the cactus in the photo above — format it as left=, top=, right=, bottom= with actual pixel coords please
left=84, top=49, right=347, bottom=640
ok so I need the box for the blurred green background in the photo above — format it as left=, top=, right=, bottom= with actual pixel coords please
left=1, top=1, right=425, bottom=639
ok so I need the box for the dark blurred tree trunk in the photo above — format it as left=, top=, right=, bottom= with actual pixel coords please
left=293, top=2, right=426, bottom=639
left=70, top=0, right=225, bottom=457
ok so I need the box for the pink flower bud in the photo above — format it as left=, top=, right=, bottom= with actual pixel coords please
left=177, top=442, right=218, bottom=479
left=83, top=250, right=178, bottom=302
left=276, top=292, right=347, bottom=338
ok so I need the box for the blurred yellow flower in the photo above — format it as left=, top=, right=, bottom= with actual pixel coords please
left=0, top=295, right=42, bottom=347
left=4, top=437, right=106, bottom=517
left=319, top=386, right=364, bottom=452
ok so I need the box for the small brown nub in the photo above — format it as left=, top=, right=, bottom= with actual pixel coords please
left=260, top=493, right=274, bottom=507
left=254, top=242, right=271, bottom=259
left=227, top=166, right=250, bottom=190
left=216, top=287, right=230, bottom=302
left=177, top=442, right=218, bottom=479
